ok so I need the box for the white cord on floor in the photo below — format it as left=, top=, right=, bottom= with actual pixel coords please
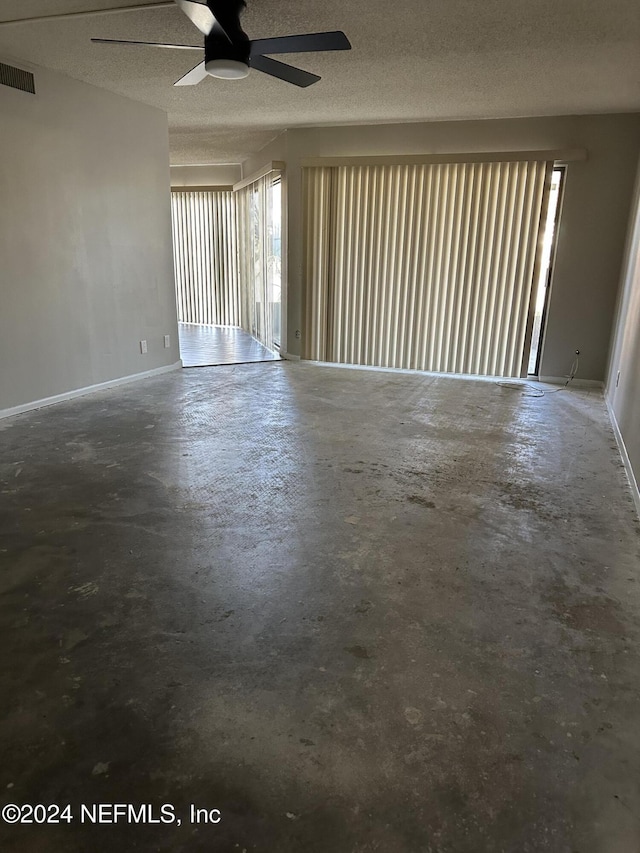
left=497, top=380, right=545, bottom=397
left=497, top=355, right=579, bottom=399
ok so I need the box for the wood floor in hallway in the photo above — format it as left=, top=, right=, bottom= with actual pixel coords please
left=178, top=323, right=281, bottom=367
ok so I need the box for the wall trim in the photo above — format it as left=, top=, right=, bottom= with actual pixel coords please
left=304, top=360, right=604, bottom=388
left=171, top=185, right=233, bottom=193
left=234, top=161, right=285, bottom=191
left=538, top=375, right=603, bottom=388
left=306, top=359, right=532, bottom=384
left=280, top=352, right=300, bottom=361
left=0, top=361, right=182, bottom=421
left=606, top=398, right=640, bottom=521
left=301, top=149, right=588, bottom=169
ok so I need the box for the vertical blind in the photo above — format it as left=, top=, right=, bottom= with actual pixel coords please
left=171, top=190, right=240, bottom=326
left=303, top=160, right=552, bottom=377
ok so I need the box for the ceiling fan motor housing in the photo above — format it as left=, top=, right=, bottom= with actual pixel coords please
left=204, top=1, right=250, bottom=79
left=205, top=32, right=250, bottom=78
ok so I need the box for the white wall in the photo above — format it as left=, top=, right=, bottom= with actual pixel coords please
left=606, top=155, right=640, bottom=509
left=170, top=163, right=241, bottom=187
left=243, top=115, right=640, bottom=379
left=0, top=61, right=179, bottom=413
left=242, top=132, right=288, bottom=179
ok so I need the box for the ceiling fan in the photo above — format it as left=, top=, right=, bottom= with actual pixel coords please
left=92, top=0, right=351, bottom=88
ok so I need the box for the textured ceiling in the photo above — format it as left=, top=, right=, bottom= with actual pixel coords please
left=1, top=0, right=639, bottom=164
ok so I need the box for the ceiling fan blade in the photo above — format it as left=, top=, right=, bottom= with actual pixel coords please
left=174, top=0, right=216, bottom=36
left=92, top=38, right=201, bottom=50
left=250, top=55, right=320, bottom=87
left=206, top=0, right=246, bottom=42
left=174, top=60, right=209, bottom=86
left=250, top=31, right=351, bottom=57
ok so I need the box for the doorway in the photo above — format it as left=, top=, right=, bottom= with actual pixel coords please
left=527, top=166, right=565, bottom=376
left=171, top=187, right=282, bottom=367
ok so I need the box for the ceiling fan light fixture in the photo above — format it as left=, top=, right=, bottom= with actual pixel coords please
left=92, top=1, right=351, bottom=88
left=205, top=58, right=249, bottom=79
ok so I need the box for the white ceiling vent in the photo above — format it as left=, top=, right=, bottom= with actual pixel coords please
left=0, top=62, right=35, bottom=94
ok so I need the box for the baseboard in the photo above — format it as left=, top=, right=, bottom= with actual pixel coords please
left=538, top=375, right=603, bottom=388
left=0, top=361, right=183, bottom=421
left=301, top=359, right=604, bottom=388
left=308, top=361, right=479, bottom=381
left=281, top=352, right=301, bottom=361
left=305, top=360, right=594, bottom=386
left=606, top=398, right=640, bottom=522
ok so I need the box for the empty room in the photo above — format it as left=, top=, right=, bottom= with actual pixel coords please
left=1, top=1, right=640, bottom=851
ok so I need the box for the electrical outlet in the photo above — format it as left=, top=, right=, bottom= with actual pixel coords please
left=295, top=329, right=302, bottom=339
left=164, top=335, right=171, bottom=349
left=140, top=340, right=148, bottom=354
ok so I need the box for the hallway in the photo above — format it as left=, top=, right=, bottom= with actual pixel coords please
left=178, top=323, right=281, bottom=367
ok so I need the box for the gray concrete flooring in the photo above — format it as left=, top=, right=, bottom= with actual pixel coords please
left=1, top=363, right=639, bottom=853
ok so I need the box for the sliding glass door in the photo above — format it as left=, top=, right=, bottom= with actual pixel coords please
left=303, top=160, right=552, bottom=378
left=237, top=173, right=283, bottom=353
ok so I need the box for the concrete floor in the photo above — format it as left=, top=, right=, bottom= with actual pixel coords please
left=1, top=363, right=639, bottom=853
